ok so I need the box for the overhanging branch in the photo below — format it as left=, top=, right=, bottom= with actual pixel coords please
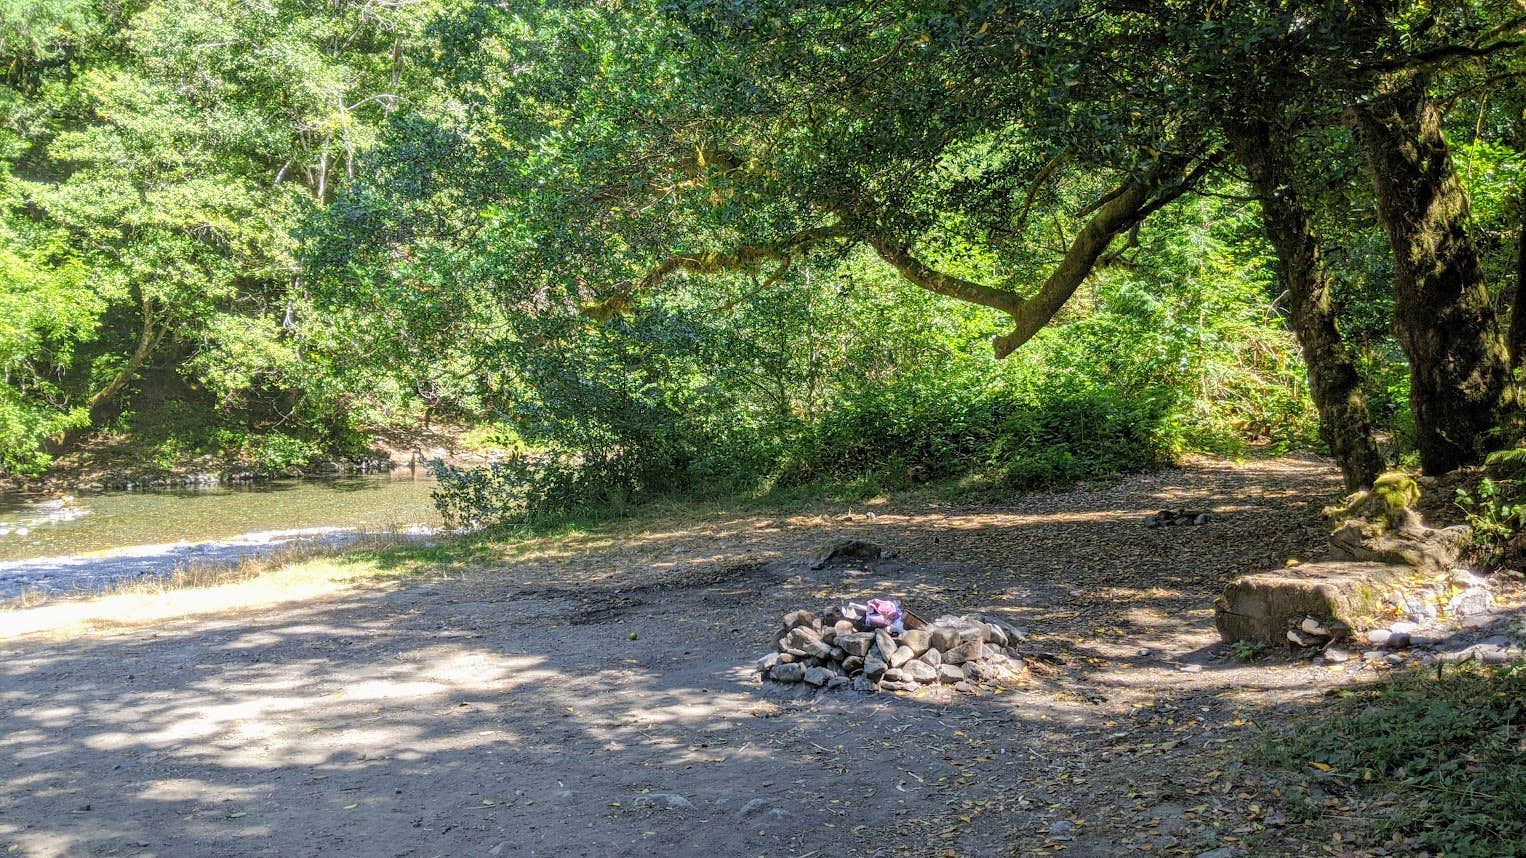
left=583, top=224, right=846, bottom=321
left=869, top=150, right=1221, bottom=358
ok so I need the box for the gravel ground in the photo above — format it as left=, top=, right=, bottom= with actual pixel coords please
left=2, top=455, right=1520, bottom=857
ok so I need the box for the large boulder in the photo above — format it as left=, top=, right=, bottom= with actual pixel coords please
left=1213, top=561, right=1436, bottom=644
left=1327, top=521, right=1471, bottom=575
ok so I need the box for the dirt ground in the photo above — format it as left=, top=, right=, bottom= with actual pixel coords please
left=0, top=456, right=1481, bottom=857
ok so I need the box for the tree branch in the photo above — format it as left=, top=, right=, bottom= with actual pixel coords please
left=870, top=151, right=1222, bottom=358
left=582, top=224, right=847, bottom=320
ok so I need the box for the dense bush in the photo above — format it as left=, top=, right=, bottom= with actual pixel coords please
left=429, top=445, right=694, bottom=529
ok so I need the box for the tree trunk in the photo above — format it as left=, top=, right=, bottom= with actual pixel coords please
left=1226, top=118, right=1385, bottom=490
left=1349, top=82, right=1510, bottom=474
left=49, top=297, right=163, bottom=452
left=1509, top=186, right=1526, bottom=370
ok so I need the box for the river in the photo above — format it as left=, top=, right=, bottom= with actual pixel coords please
left=0, top=473, right=441, bottom=600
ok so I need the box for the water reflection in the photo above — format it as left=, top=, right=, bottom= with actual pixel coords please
left=0, top=473, right=440, bottom=563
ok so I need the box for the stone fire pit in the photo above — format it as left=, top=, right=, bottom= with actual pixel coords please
left=756, top=607, right=1029, bottom=695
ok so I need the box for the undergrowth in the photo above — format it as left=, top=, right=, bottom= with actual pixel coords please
left=1266, top=662, right=1526, bottom=857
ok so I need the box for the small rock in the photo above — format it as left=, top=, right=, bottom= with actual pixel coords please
left=852, top=675, right=878, bottom=693
left=1361, top=650, right=1385, bottom=662
left=873, top=629, right=897, bottom=660
left=1478, top=645, right=1512, bottom=665
left=1450, top=568, right=1487, bottom=588
left=1287, top=629, right=1316, bottom=647
left=771, top=662, right=805, bottom=683
left=983, top=624, right=1009, bottom=647
left=783, top=626, right=822, bottom=654
left=902, top=660, right=938, bottom=683
left=863, top=655, right=888, bottom=681
left=881, top=668, right=909, bottom=683
left=1137, top=647, right=1151, bottom=657
left=836, top=633, right=873, bottom=657
left=1323, top=647, right=1351, bottom=664
left=1194, top=512, right=1214, bottom=525
left=899, top=629, right=932, bottom=655
left=781, top=610, right=818, bottom=631
left=1178, top=663, right=1203, bottom=673
left=889, top=645, right=915, bottom=669
left=826, top=675, right=849, bottom=690
left=937, top=664, right=964, bottom=684
left=1366, top=629, right=1392, bottom=646
left=953, top=680, right=973, bottom=693
left=920, top=647, right=942, bottom=667
left=805, top=639, right=835, bottom=660
left=755, top=653, right=783, bottom=675
left=1389, top=621, right=1420, bottom=634
left=1387, top=632, right=1413, bottom=648
left=929, top=628, right=961, bottom=652
left=1048, top=820, right=1075, bottom=835
left=943, top=640, right=984, bottom=665
left=1447, top=587, right=1493, bottom=618
left=737, top=798, right=771, bottom=817
left=632, top=793, right=694, bottom=810
left=841, top=655, right=864, bottom=673
left=803, top=666, right=834, bottom=687
left=811, top=537, right=884, bottom=568
left=1300, top=617, right=1331, bottom=637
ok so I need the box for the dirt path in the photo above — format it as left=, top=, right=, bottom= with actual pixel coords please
left=0, top=456, right=1423, bottom=856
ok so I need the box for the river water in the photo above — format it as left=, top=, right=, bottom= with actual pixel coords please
left=0, top=473, right=441, bottom=600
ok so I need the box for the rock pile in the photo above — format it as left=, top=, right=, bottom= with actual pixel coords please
left=757, top=608, right=1028, bottom=695
left=1145, top=509, right=1214, bottom=528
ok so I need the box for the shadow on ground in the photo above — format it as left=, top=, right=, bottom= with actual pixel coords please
left=6, top=455, right=1469, bottom=857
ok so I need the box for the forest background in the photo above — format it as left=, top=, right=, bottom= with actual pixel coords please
left=3, top=0, right=1524, bottom=526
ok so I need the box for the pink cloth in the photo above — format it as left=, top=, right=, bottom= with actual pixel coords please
left=865, top=598, right=901, bottom=629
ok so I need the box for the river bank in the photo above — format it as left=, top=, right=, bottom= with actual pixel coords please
left=0, top=424, right=500, bottom=496
left=0, top=473, right=442, bottom=601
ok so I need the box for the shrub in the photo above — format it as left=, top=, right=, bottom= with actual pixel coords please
left=1267, top=662, right=1526, bottom=857
left=428, top=445, right=691, bottom=529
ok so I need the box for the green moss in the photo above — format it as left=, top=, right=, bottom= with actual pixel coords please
left=1325, top=471, right=1420, bottom=532
left=1371, top=472, right=1420, bottom=526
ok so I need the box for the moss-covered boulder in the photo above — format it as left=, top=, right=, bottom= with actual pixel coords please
left=1213, top=561, right=1432, bottom=644
left=1327, top=521, right=1472, bottom=575
left=1323, top=471, right=1422, bottom=533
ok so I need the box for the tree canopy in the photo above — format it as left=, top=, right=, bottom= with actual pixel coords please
left=3, top=0, right=1525, bottom=508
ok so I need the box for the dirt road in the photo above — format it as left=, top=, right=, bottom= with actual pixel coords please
left=2, top=457, right=1384, bottom=856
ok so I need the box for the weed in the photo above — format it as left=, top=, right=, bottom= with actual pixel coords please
left=1264, top=662, right=1526, bottom=857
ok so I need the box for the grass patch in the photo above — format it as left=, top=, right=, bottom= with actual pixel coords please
left=1266, top=661, right=1526, bottom=857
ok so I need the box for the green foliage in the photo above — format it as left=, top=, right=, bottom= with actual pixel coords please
left=429, top=448, right=685, bottom=529
left=1456, top=477, right=1526, bottom=564
left=1269, top=663, right=1526, bottom=856
left=1231, top=640, right=1264, bottom=663
left=244, top=432, right=324, bottom=475
left=0, top=0, right=444, bottom=473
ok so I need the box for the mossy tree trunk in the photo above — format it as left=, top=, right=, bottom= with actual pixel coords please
left=1226, top=117, right=1385, bottom=490
left=1509, top=186, right=1526, bottom=370
left=1349, top=80, right=1510, bottom=474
